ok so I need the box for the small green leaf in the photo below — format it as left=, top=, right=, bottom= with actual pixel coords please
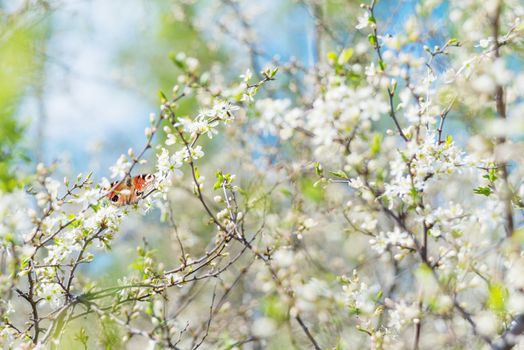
left=314, top=162, right=323, bottom=177
left=400, top=151, right=409, bottom=163
left=74, top=327, right=89, bottom=349
left=487, top=167, right=498, bottom=183
left=280, top=188, right=292, bottom=197
left=487, top=283, right=508, bottom=313
left=338, top=48, right=354, bottom=65
left=194, top=166, right=200, bottom=180
left=474, top=186, right=492, bottom=196
left=368, top=34, right=377, bottom=47
left=330, top=170, right=348, bottom=179
left=158, top=90, right=168, bottom=103
left=370, top=133, right=382, bottom=156
left=409, top=186, right=419, bottom=200
left=327, top=51, right=337, bottom=63
left=374, top=290, right=383, bottom=302
left=262, top=67, right=278, bottom=79
left=214, top=171, right=223, bottom=190
left=378, top=59, right=386, bottom=71
left=4, top=232, right=14, bottom=242
left=169, top=53, right=185, bottom=69
left=445, top=135, right=453, bottom=147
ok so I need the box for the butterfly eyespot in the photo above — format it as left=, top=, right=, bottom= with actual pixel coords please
left=145, top=174, right=154, bottom=181
left=111, top=194, right=119, bottom=202
left=136, top=190, right=143, bottom=197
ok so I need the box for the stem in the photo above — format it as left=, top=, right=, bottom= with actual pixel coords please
left=295, top=315, right=322, bottom=350
left=368, top=1, right=408, bottom=142
left=491, top=1, right=514, bottom=237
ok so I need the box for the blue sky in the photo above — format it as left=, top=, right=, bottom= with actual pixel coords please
left=20, top=0, right=431, bottom=178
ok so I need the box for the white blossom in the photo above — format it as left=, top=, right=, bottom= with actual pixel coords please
left=109, top=155, right=131, bottom=179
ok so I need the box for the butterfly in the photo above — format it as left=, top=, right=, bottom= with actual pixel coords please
left=107, top=174, right=156, bottom=206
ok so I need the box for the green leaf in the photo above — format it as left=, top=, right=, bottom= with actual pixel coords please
left=487, top=167, right=498, bottom=183
left=158, top=90, right=168, bottom=103
left=262, top=67, right=278, bottom=79
left=330, top=170, right=348, bottom=179
left=314, top=162, right=323, bottom=177
left=374, top=290, right=383, bottom=302
left=409, top=186, right=419, bottom=201
left=487, top=283, right=508, bottom=313
left=280, top=188, right=292, bottom=197
left=445, top=135, right=453, bottom=147
left=378, top=59, right=386, bottom=71
left=20, top=258, right=29, bottom=270
left=300, top=178, right=325, bottom=203
left=4, top=232, right=14, bottom=243
left=74, top=327, right=89, bottom=349
left=194, top=166, right=200, bottom=180
left=327, top=51, right=337, bottom=63
left=214, top=170, right=224, bottom=190
left=370, top=133, right=382, bottom=156
left=368, top=34, right=377, bottom=47
left=169, top=52, right=185, bottom=69
left=337, top=48, right=354, bottom=65
left=474, top=186, right=492, bottom=196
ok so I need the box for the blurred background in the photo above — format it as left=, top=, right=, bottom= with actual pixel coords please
left=0, top=1, right=454, bottom=348
left=2, top=0, right=313, bottom=180
left=0, top=0, right=441, bottom=183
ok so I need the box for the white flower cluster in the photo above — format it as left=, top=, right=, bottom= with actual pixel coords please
left=384, top=131, right=465, bottom=205
left=155, top=147, right=184, bottom=188
left=254, top=98, right=303, bottom=140
left=421, top=202, right=468, bottom=238
left=307, top=77, right=388, bottom=158
left=341, top=271, right=382, bottom=315
left=254, top=75, right=388, bottom=163
left=172, top=101, right=239, bottom=140
left=0, top=190, right=32, bottom=240
left=369, top=227, right=415, bottom=256
left=386, top=299, right=420, bottom=332
left=109, top=154, right=132, bottom=179
left=3, top=0, right=524, bottom=347
left=35, top=177, right=61, bottom=208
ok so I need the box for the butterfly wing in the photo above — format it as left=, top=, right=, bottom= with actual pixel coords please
left=133, top=174, right=156, bottom=193
left=107, top=174, right=155, bottom=206
left=107, top=178, right=134, bottom=206
left=130, top=174, right=156, bottom=203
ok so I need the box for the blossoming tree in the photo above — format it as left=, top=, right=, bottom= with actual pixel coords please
left=1, top=0, right=524, bottom=349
